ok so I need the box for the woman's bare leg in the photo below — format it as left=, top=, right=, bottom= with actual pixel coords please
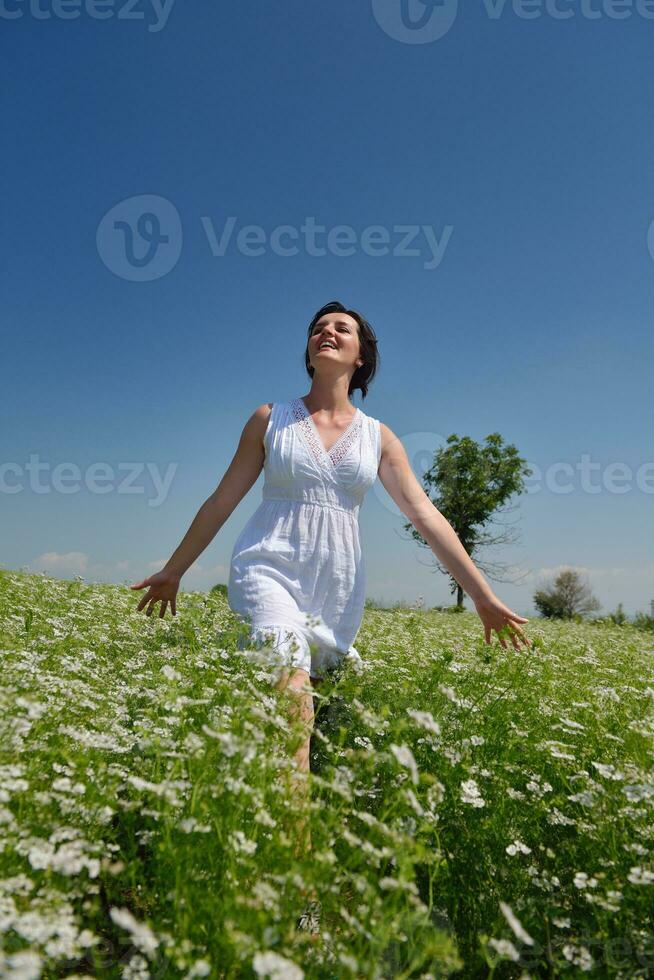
left=274, top=666, right=317, bottom=857
left=270, top=668, right=330, bottom=939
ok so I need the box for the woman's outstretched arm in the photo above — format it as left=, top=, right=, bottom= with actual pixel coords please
left=377, top=422, right=530, bottom=651
left=130, top=402, right=272, bottom=617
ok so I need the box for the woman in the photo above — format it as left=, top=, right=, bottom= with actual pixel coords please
left=130, top=299, right=530, bottom=873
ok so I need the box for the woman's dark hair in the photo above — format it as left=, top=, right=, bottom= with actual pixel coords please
left=303, top=300, right=380, bottom=400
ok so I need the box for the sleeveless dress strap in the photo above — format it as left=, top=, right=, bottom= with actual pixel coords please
left=364, top=412, right=382, bottom=467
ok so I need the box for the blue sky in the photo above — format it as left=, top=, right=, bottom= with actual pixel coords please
left=3, top=1, right=654, bottom=617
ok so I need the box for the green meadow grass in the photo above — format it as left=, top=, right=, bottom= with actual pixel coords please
left=0, top=568, right=653, bottom=979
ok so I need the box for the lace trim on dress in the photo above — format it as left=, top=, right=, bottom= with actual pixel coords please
left=291, top=398, right=363, bottom=469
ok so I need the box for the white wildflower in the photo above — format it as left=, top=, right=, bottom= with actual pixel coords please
left=506, top=840, right=532, bottom=856
left=627, top=866, right=654, bottom=885
left=121, top=953, right=149, bottom=979
left=254, top=808, right=277, bottom=828
left=426, top=780, right=445, bottom=809
left=499, top=901, right=535, bottom=945
left=591, top=761, right=624, bottom=780
left=623, top=783, right=654, bottom=803
left=460, top=778, right=485, bottom=807
left=405, top=789, right=425, bottom=816
left=562, top=943, right=593, bottom=971
left=567, top=790, right=596, bottom=807
left=559, top=717, right=585, bottom=730
left=406, top=709, right=441, bottom=736
left=438, top=684, right=473, bottom=709
left=252, top=950, right=304, bottom=979
left=178, top=817, right=211, bottom=833
left=182, top=732, right=205, bottom=754
left=573, top=872, right=598, bottom=890
left=487, top=938, right=520, bottom=961
left=0, top=950, right=43, bottom=980
left=379, top=877, right=418, bottom=894
left=389, top=744, right=419, bottom=785
left=547, top=807, right=576, bottom=826
left=51, top=777, right=85, bottom=795
left=109, top=907, right=159, bottom=958
left=230, top=830, right=257, bottom=855
left=186, top=960, right=212, bottom=978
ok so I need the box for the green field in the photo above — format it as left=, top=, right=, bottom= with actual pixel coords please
left=1, top=569, right=653, bottom=979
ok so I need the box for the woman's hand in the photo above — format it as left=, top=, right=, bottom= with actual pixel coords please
left=473, top=592, right=531, bottom=650
left=130, top=569, right=181, bottom=618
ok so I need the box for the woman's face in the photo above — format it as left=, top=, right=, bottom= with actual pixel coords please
left=308, top=313, right=362, bottom=375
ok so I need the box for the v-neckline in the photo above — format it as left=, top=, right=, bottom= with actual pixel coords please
left=292, top=397, right=362, bottom=470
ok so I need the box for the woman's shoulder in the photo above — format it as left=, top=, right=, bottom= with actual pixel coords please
left=244, top=403, right=278, bottom=442
left=252, top=401, right=275, bottom=422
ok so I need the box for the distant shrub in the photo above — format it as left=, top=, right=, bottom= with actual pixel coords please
left=633, top=611, right=654, bottom=631
left=591, top=602, right=628, bottom=627
left=533, top=568, right=600, bottom=620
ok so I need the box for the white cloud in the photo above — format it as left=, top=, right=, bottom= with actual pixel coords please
left=29, top=551, right=89, bottom=575
left=532, top=564, right=630, bottom=580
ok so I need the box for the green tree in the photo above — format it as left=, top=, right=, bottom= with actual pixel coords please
left=609, top=602, right=627, bottom=625
left=402, top=432, right=532, bottom=608
left=533, top=568, right=601, bottom=620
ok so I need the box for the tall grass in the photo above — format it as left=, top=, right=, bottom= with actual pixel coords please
left=1, top=568, right=653, bottom=978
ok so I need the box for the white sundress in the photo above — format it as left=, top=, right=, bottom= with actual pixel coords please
left=227, top=396, right=382, bottom=681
